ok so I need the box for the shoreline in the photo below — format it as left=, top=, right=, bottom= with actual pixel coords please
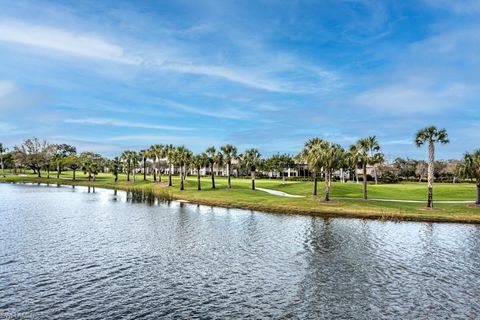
left=2, top=176, right=480, bottom=225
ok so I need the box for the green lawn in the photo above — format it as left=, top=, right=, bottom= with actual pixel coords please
left=1, top=171, right=479, bottom=224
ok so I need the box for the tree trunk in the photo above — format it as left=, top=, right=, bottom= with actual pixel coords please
left=282, top=170, right=285, bottom=184
left=180, top=165, right=184, bottom=191
left=143, top=157, right=147, bottom=181
left=363, top=164, right=367, bottom=200
left=211, top=163, right=216, bottom=189
left=476, top=182, right=480, bottom=205
left=1, top=156, right=4, bottom=177
left=197, top=170, right=201, bottom=191
left=313, top=174, right=318, bottom=196
left=427, top=142, right=435, bottom=208
left=324, top=170, right=330, bottom=201
left=57, top=161, right=60, bottom=179
left=251, top=169, right=255, bottom=190
left=227, top=162, right=231, bottom=189
left=115, top=172, right=118, bottom=182
left=38, top=168, right=41, bottom=178
left=374, top=165, right=378, bottom=184
left=168, top=161, right=172, bottom=187
left=73, top=169, right=76, bottom=181
left=157, top=159, right=161, bottom=182
left=127, top=168, right=130, bottom=182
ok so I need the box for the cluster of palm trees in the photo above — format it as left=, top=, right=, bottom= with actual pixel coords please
left=299, top=136, right=384, bottom=201
left=119, top=144, right=264, bottom=192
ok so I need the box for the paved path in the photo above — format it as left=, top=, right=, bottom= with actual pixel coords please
left=256, top=187, right=305, bottom=198
left=256, top=187, right=474, bottom=203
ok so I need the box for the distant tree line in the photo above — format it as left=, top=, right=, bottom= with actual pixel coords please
left=1, top=126, right=479, bottom=206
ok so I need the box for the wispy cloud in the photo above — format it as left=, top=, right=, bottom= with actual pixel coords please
left=353, top=81, right=473, bottom=113
left=0, top=80, right=48, bottom=111
left=0, top=20, right=137, bottom=64
left=155, top=98, right=254, bottom=120
left=0, top=19, right=338, bottom=93
left=422, top=0, right=480, bottom=14
left=64, top=118, right=193, bottom=131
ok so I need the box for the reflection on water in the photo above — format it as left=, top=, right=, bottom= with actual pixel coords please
left=0, top=183, right=479, bottom=319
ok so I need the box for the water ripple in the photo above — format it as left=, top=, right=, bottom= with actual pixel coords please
left=0, top=183, right=479, bottom=319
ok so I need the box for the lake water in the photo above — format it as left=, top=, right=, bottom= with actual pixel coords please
left=1, top=183, right=479, bottom=319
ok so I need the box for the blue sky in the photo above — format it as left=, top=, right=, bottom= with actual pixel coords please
left=0, top=0, right=479, bottom=160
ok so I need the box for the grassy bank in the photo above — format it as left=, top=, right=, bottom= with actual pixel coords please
left=2, top=171, right=480, bottom=224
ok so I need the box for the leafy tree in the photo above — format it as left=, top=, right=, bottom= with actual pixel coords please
left=415, top=126, right=449, bottom=208
left=239, top=148, right=262, bottom=190
left=14, top=138, right=51, bottom=177
left=415, top=160, right=427, bottom=182
left=220, top=144, right=238, bottom=189
left=64, top=153, right=80, bottom=180
left=52, top=144, right=76, bottom=178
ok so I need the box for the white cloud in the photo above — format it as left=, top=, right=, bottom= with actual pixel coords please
left=353, top=81, right=473, bottom=113
left=0, top=121, right=26, bottom=135
left=422, top=0, right=480, bottom=13
left=64, top=118, right=193, bottom=131
left=0, top=80, right=48, bottom=111
left=0, top=20, right=138, bottom=64
left=0, top=81, right=15, bottom=98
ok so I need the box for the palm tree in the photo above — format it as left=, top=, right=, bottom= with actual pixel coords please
left=206, top=146, right=222, bottom=189
left=149, top=144, right=164, bottom=182
left=269, top=153, right=295, bottom=184
left=165, top=144, right=175, bottom=187
left=220, top=144, right=237, bottom=189
left=191, top=153, right=209, bottom=191
left=457, top=150, right=480, bottom=205
left=299, top=138, right=325, bottom=196
left=121, top=150, right=136, bottom=182
left=321, top=142, right=345, bottom=201
left=240, top=148, right=262, bottom=190
left=139, top=149, right=149, bottom=181
left=109, top=157, right=121, bottom=182
left=345, top=145, right=359, bottom=183
left=355, top=136, right=383, bottom=200
left=79, top=152, right=102, bottom=181
left=415, top=126, right=449, bottom=208
left=0, top=143, right=7, bottom=178
left=371, top=152, right=385, bottom=184
left=174, top=146, right=192, bottom=191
